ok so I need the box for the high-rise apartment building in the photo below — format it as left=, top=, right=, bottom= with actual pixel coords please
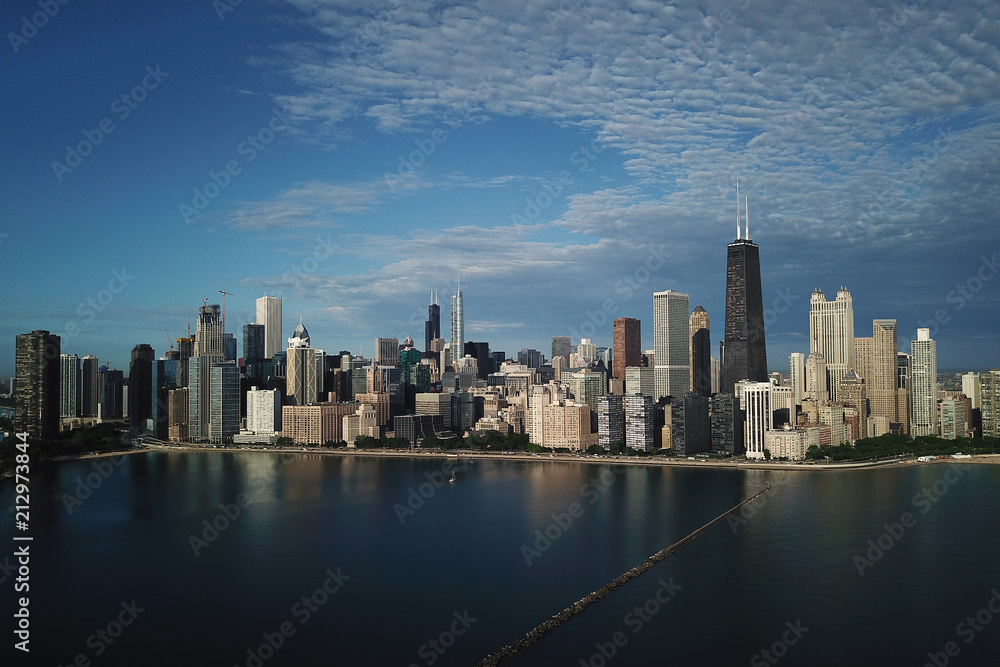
left=911, top=328, right=937, bottom=436
left=98, top=367, right=124, bottom=421
left=15, top=330, right=60, bottom=439
left=210, top=362, right=240, bottom=443
left=612, top=317, right=641, bottom=381
left=597, top=395, right=624, bottom=449
left=808, top=287, right=855, bottom=401
left=287, top=322, right=320, bottom=406
left=981, top=370, right=1000, bottom=438
left=256, top=295, right=282, bottom=359
left=721, top=192, right=767, bottom=395
left=450, top=278, right=464, bottom=366
left=624, top=393, right=655, bottom=452
left=60, top=353, right=80, bottom=418
left=789, top=352, right=805, bottom=408
left=740, top=380, right=773, bottom=459
left=653, top=290, right=690, bottom=400
left=81, top=355, right=99, bottom=417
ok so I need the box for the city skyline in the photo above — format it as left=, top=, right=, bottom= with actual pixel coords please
left=3, top=1, right=1000, bottom=379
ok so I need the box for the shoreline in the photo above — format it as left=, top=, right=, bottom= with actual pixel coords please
left=127, top=440, right=1000, bottom=471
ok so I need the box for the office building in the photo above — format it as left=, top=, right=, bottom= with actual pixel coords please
left=194, top=304, right=225, bottom=361
left=152, top=358, right=179, bottom=438
left=287, top=322, right=320, bottom=406
left=376, top=337, right=399, bottom=367
left=424, top=291, right=441, bottom=356
left=517, top=348, right=542, bottom=369
left=653, top=289, right=690, bottom=399
left=612, top=317, right=641, bottom=381
left=962, top=372, right=981, bottom=410
left=721, top=191, right=768, bottom=396
left=256, top=295, right=283, bottom=359
left=129, top=344, right=155, bottom=432
left=243, top=322, right=266, bottom=378
left=552, top=336, right=571, bottom=366
left=690, top=306, right=711, bottom=396
left=15, top=330, right=60, bottom=439
left=710, top=393, right=737, bottom=454
left=210, top=362, right=239, bottom=443
left=670, top=393, right=710, bottom=455
left=910, top=328, right=937, bottom=436
left=98, top=367, right=124, bottom=421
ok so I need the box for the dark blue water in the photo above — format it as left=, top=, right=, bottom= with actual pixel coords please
left=2, top=452, right=999, bottom=666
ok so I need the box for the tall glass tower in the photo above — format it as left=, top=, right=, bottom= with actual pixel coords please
left=424, top=291, right=440, bottom=354
left=721, top=187, right=767, bottom=395
left=450, top=277, right=464, bottom=367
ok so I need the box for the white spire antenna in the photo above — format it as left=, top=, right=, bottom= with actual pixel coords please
left=745, top=196, right=749, bottom=240
left=736, top=178, right=741, bottom=239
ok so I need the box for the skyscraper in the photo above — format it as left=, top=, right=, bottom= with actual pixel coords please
left=243, top=323, right=266, bottom=378
left=740, top=380, right=773, bottom=459
left=15, top=330, right=60, bottom=439
left=808, top=287, right=855, bottom=401
left=194, top=304, right=224, bottom=361
left=129, top=344, right=155, bottom=432
left=911, top=328, right=937, bottom=436
left=287, top=321, right=319, bottom=406
left=689, top=306, right=711, bottom=396
left=869, top=319, right=898, bottom=429
left=376, top=338, right=399, bottom=367
left=551, top=336, right=571, bottom=366
left=210, top=362, right=240, bottom=443
left=653, top=290, right=690, bottom=400
left=98, top=367, right=123, bottom=421
left=81, top=354, right=100, bottom=417
left=721, top=190, right=767, bottom=395
left=612, top=317, right=641, bottom=381
left=256, top=295, right=282, bottom=359
left=789, top=352, right=805, bottom=408
left=60, top=353, right=80, bottom=418
left=450, top=277, right=464, bottom=366
left=424, top=291, right=440, bottom=355
left=981, top=370, right=1000, bottom=438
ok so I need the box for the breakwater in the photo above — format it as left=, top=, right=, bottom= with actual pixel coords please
left=475, top=485, right=771, bottom=666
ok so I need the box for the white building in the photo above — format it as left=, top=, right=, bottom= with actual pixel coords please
left=653, top=290, right=690, bottom=400
left=962, top=372, right=981, bottom=410
left=740, top=380, right=773, bottom=459
left=246, top=387, right=281, bottom=434
left=808, top=288, right=855, bottom=401
left=256, top=295, right=282, bottom=359
left=911, top=328, right=937, bottom=436
left=789, top=352, right=805, bottom=408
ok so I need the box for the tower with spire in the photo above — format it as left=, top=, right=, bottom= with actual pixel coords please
left=720, top=181, right=768, bottom=399
left=450, top=275, right=464, bottom=367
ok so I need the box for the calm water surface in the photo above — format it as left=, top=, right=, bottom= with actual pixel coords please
left=1, top=452, right=998, bottom=666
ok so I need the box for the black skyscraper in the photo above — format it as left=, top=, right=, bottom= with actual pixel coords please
left=129, top=343, right=155, bottom=432
left=721, top=191, right=767, bottom=395
left=424, top=291, right=440, bottom=355
left=15, top=329, right=60, bottom=439
left=691, top=308, right=712, bottom=397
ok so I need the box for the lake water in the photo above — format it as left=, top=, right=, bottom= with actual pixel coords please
left=2, top=452, right=999, bottom=666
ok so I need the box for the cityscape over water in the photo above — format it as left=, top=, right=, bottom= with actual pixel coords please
left=3, top=1, right=1000, bottom=665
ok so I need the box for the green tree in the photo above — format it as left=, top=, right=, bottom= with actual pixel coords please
left=586, top=444, right=604, bottom=455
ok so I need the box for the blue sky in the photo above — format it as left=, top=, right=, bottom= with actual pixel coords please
left=2, top=0, right=999, bottom=380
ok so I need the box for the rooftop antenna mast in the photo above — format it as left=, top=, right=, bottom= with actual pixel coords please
left=187, top=310, right=191, bottom=338
left=745, top=196, right=749, bottom=240
left=736, top=178, right=741, bottom=239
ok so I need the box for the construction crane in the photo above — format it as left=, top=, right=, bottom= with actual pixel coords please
left=219, top=289, right=234, bottom=330
left=165, top=330, right=174, bottom=352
